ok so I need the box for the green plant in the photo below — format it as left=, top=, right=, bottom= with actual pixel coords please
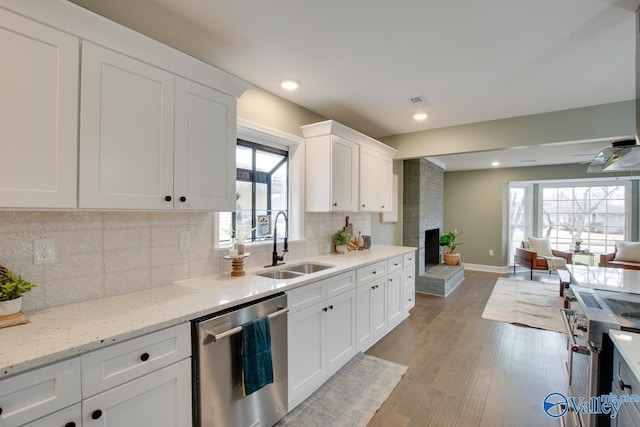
left=332, top=229, right=352, bottom=246
left=439, top=229, right=463, bottom=252
left=0, top=269, right=34, bottom=302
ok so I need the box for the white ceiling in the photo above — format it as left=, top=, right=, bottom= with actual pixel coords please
left=70, top=0, right=640, bottom=170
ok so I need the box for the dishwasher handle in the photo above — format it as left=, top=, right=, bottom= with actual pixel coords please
left=203, top=307, right=289, bottom=343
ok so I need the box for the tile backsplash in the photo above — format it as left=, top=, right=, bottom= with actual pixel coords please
left=0, top=211, right=371, bottom=311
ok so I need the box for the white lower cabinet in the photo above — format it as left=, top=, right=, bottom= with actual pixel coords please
left=23, top=404, right=81, bottom=427
left=287, top=271, right=357, bottom=409
left=356, top=276, right=387, bottom=352
left=83, top=358, right=191, bottom=427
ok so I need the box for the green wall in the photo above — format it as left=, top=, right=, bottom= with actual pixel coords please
left=445, top=164, right=640, bottom=267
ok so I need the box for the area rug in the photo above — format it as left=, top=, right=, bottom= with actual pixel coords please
left=276, top=352, right=407, bottom=427
left=481, top=277, right=565, bottom=333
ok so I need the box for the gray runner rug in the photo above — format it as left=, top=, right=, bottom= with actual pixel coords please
left=276, top=352, right=408, bottom=427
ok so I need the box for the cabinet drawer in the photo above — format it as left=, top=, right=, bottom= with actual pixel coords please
left=0, top=357, right=80, bottom=427
left=326, top=271, right=356, bottom=299
left=357, top=261, right=386, bottom=286
left=403, top=252, right=416, bottom=266
left=23, top=403, right=81, bottom=427
left=403, top=266, right=415, bottom=288
left=614, top=347, right=640, bottom=415
left=403, top=285, right=415, bottom=312
left=387, top=256, right=403, bottom=273
left=287, top=280, right=326, bottom=314
left=81, top=323, right=190, bottom=398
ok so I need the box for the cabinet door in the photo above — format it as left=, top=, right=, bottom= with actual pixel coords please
left=79, top=41, right=175, bottom=209
left=23, top=403, right=81, bottom=427
left=330, top=135, right=358, bottom=211
left=387, top=271, right=403, bottom=328
left=379, top=154, right=394, bottom=212
left=174, top=77, right=236, bottom=211
left=0, top=9, right=79, bottom=208
left=359, top=146, right=379, bottom=211
left=83, top=359, right=191, bottom=427
left=288, top=303, right=325, bottom=408
left=326, top=289, right=357, bottom=375
left=371, top=277, right=387, bottom=339
left=356, top=283, right=374, bottom=351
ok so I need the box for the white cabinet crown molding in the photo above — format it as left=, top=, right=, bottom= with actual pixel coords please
left=300, top=119, right=397, bottom=157
left=0, top=0, right=250, bottom=98
left=237, top=117, right=303, bottom=151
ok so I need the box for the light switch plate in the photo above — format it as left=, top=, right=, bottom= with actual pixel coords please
left=34, top=238, right=55, bottom=264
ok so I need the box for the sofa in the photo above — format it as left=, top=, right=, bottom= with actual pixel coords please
left=599, top=241, right=640, bottom=270
left=514, top=238, right=573, bottom=280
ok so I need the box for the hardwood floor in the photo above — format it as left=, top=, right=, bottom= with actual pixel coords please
left=366, top=269, right=569, bottom=427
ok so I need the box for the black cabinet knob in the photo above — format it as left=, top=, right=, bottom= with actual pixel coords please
left=165, top=195, right=172, bottom=202
left=333, top=202, right=337, bottom=207
left=65, top=422, right=76, bottom=427
left=91, top=409, right=102, bottom=420
left=362, top=204, right=365, bottom=207
left=619, top=380, right=632, bottom=392
left=179, top=196, right=186, bottom=202
left=0, top=407, right=3, bottom=415
left=140, top=352, right=150, bottom=362
left=323, top=307, right=328, bottom=312
left=329, top=305, right=334, bottom=310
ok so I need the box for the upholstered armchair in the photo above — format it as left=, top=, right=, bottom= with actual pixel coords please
left=514, top=239, right=572, bottom=280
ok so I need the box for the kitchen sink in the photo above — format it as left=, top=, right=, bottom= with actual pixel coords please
left=254, top=270, right=305, bottom=280
left=254, top=262, right=335, bottom=280
left=286, top=263, right=334, bottom=274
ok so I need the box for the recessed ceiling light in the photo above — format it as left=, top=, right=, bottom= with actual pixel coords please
left=491, top=161, right=500, bottom=167
left=413, top=113, right=428, bottom=121
left=280, top=79, right=300, bottom=90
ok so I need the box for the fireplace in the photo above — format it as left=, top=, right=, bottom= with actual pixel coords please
left=425, top=228, right=440, bottom=266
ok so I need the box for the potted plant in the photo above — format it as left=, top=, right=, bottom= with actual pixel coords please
left=0, top=267, right=34, bottom=317
left=439, top=229, right=463, bottom=266
left=332, top=229, right=352, bottom=254
left=575, top=239, right=583, bottom=253
left=223, top=225, right=255, bottom=255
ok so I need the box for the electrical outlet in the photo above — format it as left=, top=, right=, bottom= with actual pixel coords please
left=179, top=231, right=191, bottom=251
left=34, top=238, right=55, bottom=264
left=489, top=249, right=494, bottom=256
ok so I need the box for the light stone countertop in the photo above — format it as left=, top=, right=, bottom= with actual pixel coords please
left=609, top=329, right=640, bottom=383
left=0, top=245, right=415, bottom=378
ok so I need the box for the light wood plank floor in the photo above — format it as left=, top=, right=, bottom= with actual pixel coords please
left=367, top=269, right=569, bottom=427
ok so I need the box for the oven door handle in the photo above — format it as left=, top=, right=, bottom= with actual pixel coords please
left=560, top=308, right=591, bottom=355
left=203, top=307, right=289, bottom=343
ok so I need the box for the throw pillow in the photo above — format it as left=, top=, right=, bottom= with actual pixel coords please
left=614, top=241, right=640, bottom=263
left=528, top=236, right=553, bottom=257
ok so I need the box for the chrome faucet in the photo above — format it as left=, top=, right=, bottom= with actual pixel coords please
left=270, top=211, right=288, bottom=266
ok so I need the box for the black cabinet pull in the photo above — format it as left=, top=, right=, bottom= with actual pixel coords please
left=65, top=422, right=76, bottom=427
left=0, top=407, right=3, bottom=415
left=91, top=409, right=102, bottom=420
left=619, top=380, right=632, bottom=392
left=362, top=204, right=365, bottom=207
left=333, top=202, right=337, bottom=207
left=140, top=352, right=150, bottom=362
left=323, top=307, right=328, bottom=312
left=179, top=196, right=186, bottom=202
left=329, top=305, right=334, bottom=310
left=165, top=195, right=172, bottom=202
left=371, top=285, right=375, bottom=290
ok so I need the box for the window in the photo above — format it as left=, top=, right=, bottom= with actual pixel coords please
left=539, top=182, right=629, bottom=254
left=508, top=184, right=532, bottom=263
left=218, top=140, right=288, bottom=245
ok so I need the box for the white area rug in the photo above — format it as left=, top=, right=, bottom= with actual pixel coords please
left=481, top=277, right=565, bottom=333
left=276, top=352, right=407, bottom=427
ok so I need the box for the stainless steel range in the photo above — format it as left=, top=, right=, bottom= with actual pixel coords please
left=562, top=266, right=640, bottom=427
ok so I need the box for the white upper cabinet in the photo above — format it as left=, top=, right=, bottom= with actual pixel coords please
left=0, top=8, right=79, bottom=208
left=174, top=77, right=236, bottom=211
left=79, top=42, right=176, bottom=210
left=301, top=120, right=396, bottom=213
left=80, top=43, right=239, bottom=210
left=304, top=134, right=359, bottom=212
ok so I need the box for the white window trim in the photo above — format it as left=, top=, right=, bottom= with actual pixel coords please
left=213, top=118, right=304, bottom=249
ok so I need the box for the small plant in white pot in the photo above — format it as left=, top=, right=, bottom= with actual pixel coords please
left=0, top=267, right=34, bottom=317
left=332, top=230, right=352, bottom=254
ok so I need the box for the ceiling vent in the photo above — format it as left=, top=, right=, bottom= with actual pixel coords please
left=409, top=95, right=430, bottom=107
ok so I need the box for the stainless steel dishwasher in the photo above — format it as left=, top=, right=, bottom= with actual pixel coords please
left=192, top=293, right=288, bottom=427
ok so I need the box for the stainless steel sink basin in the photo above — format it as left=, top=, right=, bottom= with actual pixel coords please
left=253, top=262, right=335, bottom=279
left=254, top=270, right=305, bottom=280
left=286, top=263, right=334, bottom=274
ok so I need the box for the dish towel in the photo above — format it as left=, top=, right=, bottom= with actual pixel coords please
left=241, top=316, right=274, bottom=396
